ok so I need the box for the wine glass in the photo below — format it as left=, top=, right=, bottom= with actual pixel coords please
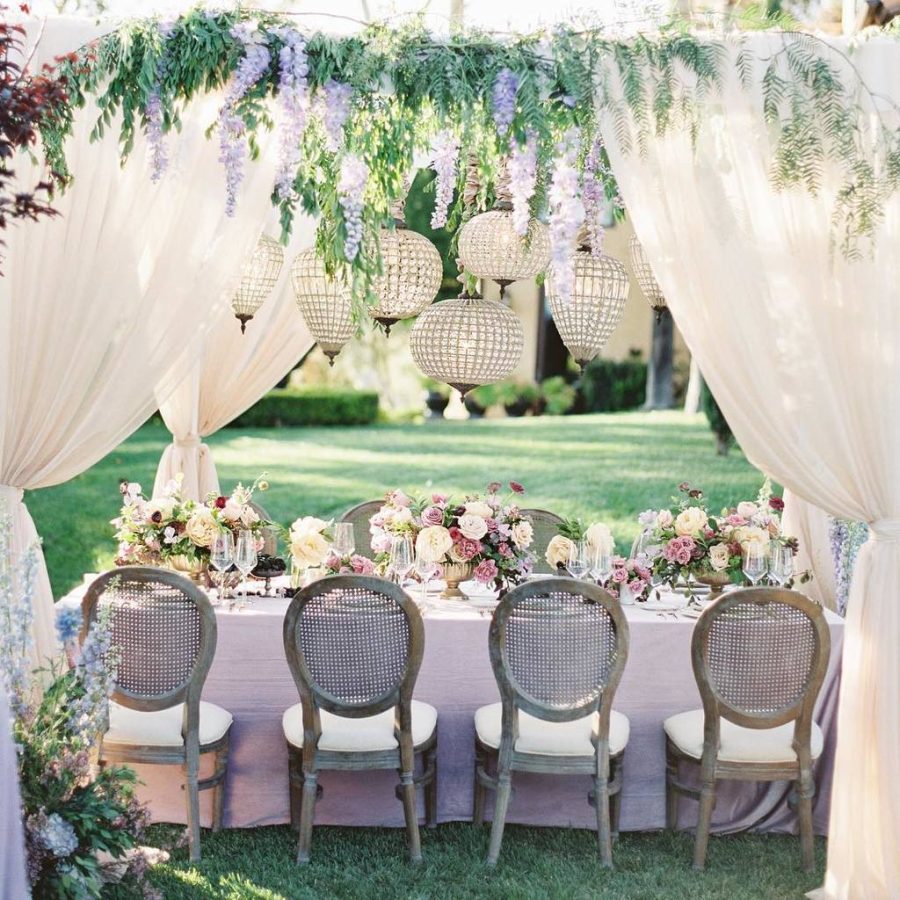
left=768, top=544, right=794, bottom=586
left=590, top=546, right=613, bottom=588
left=210, top=531, right=234, bottom=602
left=566, top=540, right=590, bottom=579
left=390, top=535, right=414, bottom=585
left=742, top=543, right=768, bottom=586
left=235, top=530, right=258, bottom=600
left=414, top=550, right=438, bottom=605
left=333, top=522, right=355, bottom=559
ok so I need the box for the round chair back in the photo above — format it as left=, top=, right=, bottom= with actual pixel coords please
left=339, top=500, right=385, bottom=557
left=520, top=508, right=566, bottom=574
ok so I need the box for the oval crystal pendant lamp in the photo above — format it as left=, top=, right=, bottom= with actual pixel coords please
left=231, top=234, right=285, bottom=333
left=370, top=190, right=443, bottom=336
left=629, top=236, right=668, bottom=323
left=547, top=231, right=630, bottom=371
left=290, top=248, right=354, bottom=365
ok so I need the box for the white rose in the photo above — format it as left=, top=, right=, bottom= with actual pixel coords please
left=709, top=542, right=731, bottom=572
left=415, top=526, right=453, bottom=563
left=737, top=501, right=759, bottom=520
left=656, top=509, right=674, bottom=528
left=290, top=516, right=327, bottom=536
left=222, top=499, right=244, bottom=523
left=674, top=507, right=708, bottom=537
left=389, top=506, right=413, bottom=526
left=545, top=535, right=575, bottom=569
left=735, top=525, right=770, bottom=550
left=290, top=531, right=331, bottom=568
left=585, top=522, right=614, bottom=554
left=464, top=500, right=494, bottom=519
left=511, top=520, right=534, bottom=549
left=146, top=498, right=176, bottom=520
left=185, top=509, right=216, bottom=548
left=240, top=505, right=260, bottom=528
left=458, top=514, right=488, bottom=540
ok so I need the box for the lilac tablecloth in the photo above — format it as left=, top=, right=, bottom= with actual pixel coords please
left=59, top=587, right=844, bottom=835
left=1, top=689, right=28, bottom=900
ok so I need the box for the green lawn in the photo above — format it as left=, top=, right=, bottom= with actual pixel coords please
left=30, top=411, right=766, bottom=598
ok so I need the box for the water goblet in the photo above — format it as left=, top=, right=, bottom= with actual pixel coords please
left=333, top=522, right=355, bottom=558
left=566, top=539, right=590, bottom=580
left=768, top=544, right=794, bottom=586
left=235, top=530, right=258, bottom=602
left=414, top=551, right=438, bottom=605
left=742, top=543, right=768, bottom=586
left=390, top=535, right=414, bottom=585
left=210, top=530, right=234, bottom=603
left=590, top=546, right=613, bottom=588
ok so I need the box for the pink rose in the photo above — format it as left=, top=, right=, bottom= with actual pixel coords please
left=676, top=548, right=692, bottom=566
left=325, top=550, right=342, bottom=570
left=390, top=490, right=412, bottom=508
left=498, top=542, right=513, bottom=558
left=431, top=493, right=448, bottom=506
left=421, top=505, right=444, bottom=526
left=628, top=579, right=645, bottom=596
left=726, top=514, right=746, bottom=527
left=611, top=566, right=629, bottom=584
left=663, top=540, right=680, bottom=563
left=678, top=536, right=695, bottom=552
left=458, top=537, right=482, bottom=560
left=350, top=554, right=375, bottom=575
left=473, top=558, right=498, bottom=584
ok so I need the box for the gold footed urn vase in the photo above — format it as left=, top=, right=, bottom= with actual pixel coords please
left=442, top=561, right=475, bottom=598
left=693, top=571, right=731, bottom=602
left=164, top=554, right=209, bottom=587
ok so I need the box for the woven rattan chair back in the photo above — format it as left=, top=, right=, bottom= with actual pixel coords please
left=339, top=500, right=384, bottom=557
left=284, top=575, right=424, bottom=718
left=490, top=578, right=629, bottom=723
left=520, top=508, right=565, bottom=574
left=248, top=499, right=279, bottom=557
left=81, top=567, right=216, bottom=713
left=692, top=588, right=830, bottom=730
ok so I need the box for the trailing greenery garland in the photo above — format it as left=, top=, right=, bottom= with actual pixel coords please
left=37, top=7, right=900, bottom=314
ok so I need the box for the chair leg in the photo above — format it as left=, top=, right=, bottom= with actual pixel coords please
left=797, top=770, right=816, bottom=873
left=398, top=771, right=423, bottom=863
left=424, top=748, right=438, bottom=828
left=594, top=776, right=613, bottom=868
left=210, top=739, right=230, bottom=832
left=184, top=740, right=202, bottom=863
left=296, top=771, right=318, bottom=865
left=693, top=779, right=716, bottom=871
left=609, top=783, right=622, bottom=842
left=665, top=748, right=679, bottom=831
left=472, top=744, right=487, bottom=827
left=486, top=772, right=512, bottom=867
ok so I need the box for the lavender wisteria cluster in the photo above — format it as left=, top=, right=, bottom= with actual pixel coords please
left=491, top=68, right=518, bottom=136
left=548, top=129, right=585, bottom=303
left=273, top=27, right=309, bottom=201
left=145, top=21, right=176, bottom=183
left=508, top=132, right=537, bottom=237
left=218, top=23, right=272, bottom=216
left=319, top=79, right=353, bottom=152
left=582, top=134, right=620, bottom=256
left=828, top=517, right=869, bottom=615
left=429, top=130, right=459, bottom=229
left=338, top=154, right=368, bottom=261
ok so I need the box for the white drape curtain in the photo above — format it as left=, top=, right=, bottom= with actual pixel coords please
left=1, top=17, right=279, bottom=663
left=783, top=490, right=838, bottom=611
left=0, top=691, right=27, bottom=900
left=601, top=35, right=900, bottom=900
left=152, top=225, right=315, bottom=501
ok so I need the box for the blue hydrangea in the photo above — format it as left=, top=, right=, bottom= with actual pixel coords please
left=41, top=813, right=79, bottom=858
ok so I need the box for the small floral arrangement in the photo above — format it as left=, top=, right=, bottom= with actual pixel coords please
left=113, top=474, right=271, bottom=569
left=607, top=555, right=653, bottom=602
left=288, top=516, right=333, bottom=570
left=322, top=550, right=376, bottom=576
left=544, top=519, right=615, bottom=570
left=637, top=481, right=799, bottom=587
left=369, top=482, right=536, bottom=587
left=1, top=523, right=153, bottom=897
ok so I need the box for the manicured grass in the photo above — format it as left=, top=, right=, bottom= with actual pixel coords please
left=132, top=823, right=825, bottom=899
left=29, top=411, right=767, bottom=598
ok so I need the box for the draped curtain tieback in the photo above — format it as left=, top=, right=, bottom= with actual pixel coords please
left=0, top=484, right=24, bottom=504
left=173, top=435, right=202, bottom=449
left=868, top=519, right=900, bottom=543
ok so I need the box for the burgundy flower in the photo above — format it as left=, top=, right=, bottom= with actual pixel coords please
left=728, top=541, right=742, bottom=557
left=678, top=481, right=691, bottom=492
left=150, top=511, right=162, bottom=524
left=509, top=481, right=525, bottom=494
left=448, top=526, right=462, bottom=541
left=215, top=496, right=228, bottom=509
left=487, top=482, right=501, bottom=493
left=769, top=496, right=785, bottom=512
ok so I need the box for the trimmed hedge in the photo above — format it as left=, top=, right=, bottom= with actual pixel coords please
left=579, top=356, right=647, bottom=412
left=228, top=388, right=379, bottom=428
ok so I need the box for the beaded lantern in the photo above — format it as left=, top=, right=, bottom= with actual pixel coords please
left=629, top=236, right=668, bottom=323
left=290, top=248, right=354, bottom=365
left=231, top=234, right=284, bottom=333
left=409, top=292, right=524, bottom=397
left=547, top=249, right=629, bottom=370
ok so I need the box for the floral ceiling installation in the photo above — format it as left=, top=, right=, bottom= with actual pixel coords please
left=38, top=9, right=900, bottom=317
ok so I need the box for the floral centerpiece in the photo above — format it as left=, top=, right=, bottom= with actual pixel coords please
left=112, top=475, right=271, bottom=577
left=322, top=551, right=376, bottom=576
left=288, top=516, right=333, bottom=585
left=637, top=481, right=800, bottom=596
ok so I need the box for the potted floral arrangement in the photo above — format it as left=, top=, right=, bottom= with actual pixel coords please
left=288, top=516, right=334, bottom=586
left=368, top=482, right=536, bottom=596
left=112, top=475, right=271, bottom=581
left=322, top=550, right=377, bottom=576
left=636, top=482, right=801, bottom=598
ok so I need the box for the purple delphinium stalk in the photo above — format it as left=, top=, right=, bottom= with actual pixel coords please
left=69, top=607, right=119, bottom=745
left=828, top=517, right=868, bottom=615
left=338, top=153, right=368, bottom=261
left=273, top=27, right=309, bottom=201
left=429, top=130, right=459, bottom=229
left=492, top=68, right=518, bottom=135
left=320, top=79, right=353, bottom=153
left=508, top=132, right=537, bottom=236
left=218, top=23, right=272, bottom=216
left=548, top=129, right=585, bottom=303
left=55, top=607, right=81, bottom=647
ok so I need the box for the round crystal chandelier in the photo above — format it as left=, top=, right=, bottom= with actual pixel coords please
left=290, top=248, right=354, bottom=365
left=409, top=291, right=524, bottom=397
left=629, top=236, right=668, bottom=323
left=547, top=250, right=629, bottom=370
left=231, top=234, right=284, bottom=333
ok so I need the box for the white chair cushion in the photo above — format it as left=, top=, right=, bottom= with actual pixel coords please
left=474, top=703, right=630, bottom=757
left=105, top=701, right=233, bottom=748
left=664, top=708, right=823, bottom=764
left=282, top=700, right=437, bottom=753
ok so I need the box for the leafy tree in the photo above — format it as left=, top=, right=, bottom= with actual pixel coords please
left=701, top=381, right=735, bottom=456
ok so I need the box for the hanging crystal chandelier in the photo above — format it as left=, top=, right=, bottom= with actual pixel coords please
left=231, top=234, right=284, bottom=333
left=409, top=291, right=524, bottom=397
left=290, top=248, right=354, bottom=365
left=629, top=236, right=668, bottom=323
left=547, top=248, right=629, bottom=370
left=370, top=198, right=443, bottom=336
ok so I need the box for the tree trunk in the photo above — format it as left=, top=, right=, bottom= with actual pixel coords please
left=644, top=308, right=674, bottom=410
left=683, top=357, right=704, bottom=414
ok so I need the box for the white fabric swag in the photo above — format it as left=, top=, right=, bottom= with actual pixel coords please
left=153, top=225, right=315, bottom=501
left=1, top=17, right=280, bottom=664
left=602, top=35, right=900, bottom=900
left=783, top=490, right=838, bottom=612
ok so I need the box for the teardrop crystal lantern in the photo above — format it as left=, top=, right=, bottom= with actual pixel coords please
left=290, top=248, right=354, bottom=365
left=629, top=236, right=667, bottom=322
left=409, top=292, right=524, bottom=397
left=232, top=234, right=284, bottom=333
left=547, top=250, right=629, bottom=370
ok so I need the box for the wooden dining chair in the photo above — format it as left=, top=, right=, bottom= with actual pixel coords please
left=339, top=500, right=384, bottom=557
left=519, top=508, right=565, bottom=574
left=81, top=567, right=232, bottom=862
left=473, top=578, right=630, bottom=867
left=664, top=587, right=831, bottom=872
left=282, top=575, right=438, bottom=864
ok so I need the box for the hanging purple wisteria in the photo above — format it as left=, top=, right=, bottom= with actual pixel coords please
left=508, top=132, right=538, bottom=237
left=429, top=130, right=459, bottom=230
left=273, top=27, right=309, bottom=202
left=491, top=68, right=519, bottom=137
left=319, top=79, right=353, bottom=153
left=547, top=129, right=585, bottom=303
left=338, top=154, right=368, bottom=262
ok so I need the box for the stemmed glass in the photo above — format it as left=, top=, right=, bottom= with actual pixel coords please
left=235, top=530, right=258, bottom=602
left=333, top=522, right=355, bottom=559
left=566, top=540, right=590, bottom=580
left=390, top=536, right=414, bottom=585
left=768, top=544, right=794, bottom=587
left=414, top=550, right=438, bottom=606
left=210, top=531, right=234, bottom=604
left=742, top=544, right=768, bottom=586
left=590, top=546, right=613, bottom=588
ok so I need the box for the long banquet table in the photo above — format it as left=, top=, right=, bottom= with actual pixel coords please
left=59, top=581, right=844, bottom=835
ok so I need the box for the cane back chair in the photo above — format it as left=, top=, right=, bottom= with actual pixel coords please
left=282, top=575, right=437, bottom=864
left=664, top=588, right=831, bottom=871
left=339, top=500, right=384, bottom=558
left=474, top=578, right=630, bottom=867
left=81, top=567, right=232, bottom=862
left=520, top=508, right=566, bottom=574
left=248, top=499, right=279, bottom=557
